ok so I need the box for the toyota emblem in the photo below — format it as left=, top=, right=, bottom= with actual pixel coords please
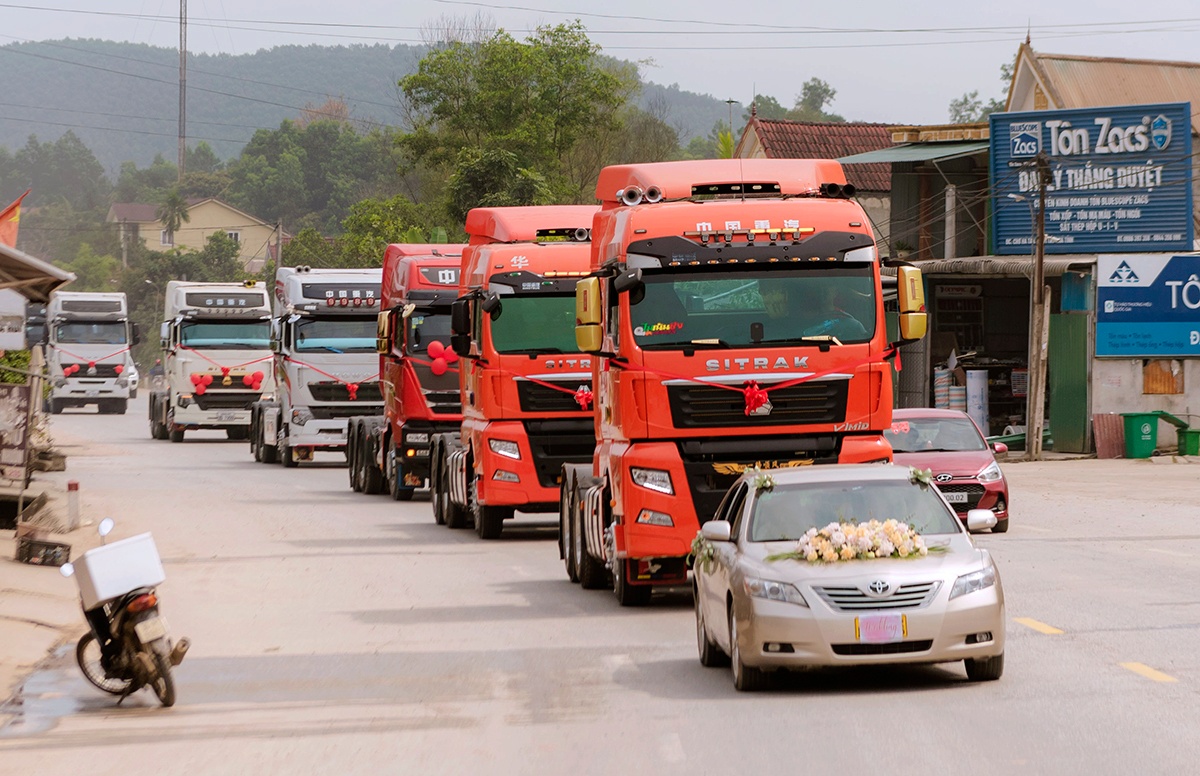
left=866, top=580, right=891, bottom=596
left=935, top=473, right=954, bottom=482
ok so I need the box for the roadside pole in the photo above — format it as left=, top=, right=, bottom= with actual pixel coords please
left=1026, top=153, right=1051, bottom=461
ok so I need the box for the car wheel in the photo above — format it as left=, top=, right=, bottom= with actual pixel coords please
left=965, top=652, right=1004, bottom=681
left=991, top=518, right=1010, bottom=534
left=695, top=586, right=728, bottom=667
left=729, top=607, right=769, bottom=691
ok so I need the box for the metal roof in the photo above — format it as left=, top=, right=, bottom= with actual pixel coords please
left=838, top=141, right=990, bottom=165
left=0, top=243, right=75, bottom=302
left=887, top=256, right=1098, bottom=279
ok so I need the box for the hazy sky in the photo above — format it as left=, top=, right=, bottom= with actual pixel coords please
left=6, top=0, right=1200, bottom=125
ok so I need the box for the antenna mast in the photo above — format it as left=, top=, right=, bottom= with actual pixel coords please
left=178, top=0, right=187, bottom=180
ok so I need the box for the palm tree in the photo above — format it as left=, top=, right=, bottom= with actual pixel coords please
left=155, top=189, right=190, bottom=248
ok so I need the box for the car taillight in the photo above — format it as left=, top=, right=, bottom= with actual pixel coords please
left=127, top=593, right=158, bottom=613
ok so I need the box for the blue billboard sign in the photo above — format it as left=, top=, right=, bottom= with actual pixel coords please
left=1096, top=254, right=1200, bottom=357
left=990, top=103, right=1193, bottom=255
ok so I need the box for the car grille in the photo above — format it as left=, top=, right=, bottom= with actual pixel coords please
left=523, top=419, right=595, bottom=488
left=308, top=381, right=382, bottom=403
left=832, top=640, right=933, bottom=656
left=678, top=436, right=840, bottom=523
left=517, top=380, right=590, bottom=413
left=194, top=391, right=258, bottom=411
left=813, top=582, right=941, bottom=612
left=666, top=380, right=847, bottom=428
left=936, top=483, right=986, bottom=511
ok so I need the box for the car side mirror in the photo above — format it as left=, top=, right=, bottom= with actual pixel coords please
left=966, top=509, right=997, bottom=533
left=990, top=441, right=1008, bottom=455
left=701, top=520, right=732, bottom=542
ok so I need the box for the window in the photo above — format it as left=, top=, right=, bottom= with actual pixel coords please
left=748, top=480, right=962, bottom=542
left=226, top=231, right=240, bottom=243
left=160, top=230, right=173, bottom=246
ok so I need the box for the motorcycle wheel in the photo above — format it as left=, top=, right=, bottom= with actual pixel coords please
left=75, top=632, right=132, bottom=696
left=148, top=639, right=176, bottom=707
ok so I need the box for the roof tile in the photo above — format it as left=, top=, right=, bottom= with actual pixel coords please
left=748, top=118, right=895, bottom=192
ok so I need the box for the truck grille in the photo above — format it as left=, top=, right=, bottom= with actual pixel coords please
left=517, top=380, right=590, bottom=413
left=678, top=436, right=840, bottom=523
left=523, top=419, right=595, bottom=488
left=666, top=380, right=847, bottom=428
left=311, top=404, right=384, bottom=420
left=194, top=391, right=258, bottom=411
left=936, top=483, right=986, bottom=511
left=813, top=582, right=941, bottom=612
left=424, top=389, right=461, bottom=415
left=308, top=381, right=382, bottom=403
left=64, top=363, right=123, bottom=378
left=832, top=640, right=933, bottom=656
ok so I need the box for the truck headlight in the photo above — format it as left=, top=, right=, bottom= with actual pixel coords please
left=630, top=467, right=674, bottom=495
left=977, top=461, right=1004, bottom=483
left=291, top=407, right=313, bottom=426
left=950, top=566, right=996, bottom=600
left=488, top=439, right=521, bottom=459
left=405, top=432, right=429, bottom=445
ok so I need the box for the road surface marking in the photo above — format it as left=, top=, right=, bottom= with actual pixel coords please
left=1119, top=662, right=1178, bottom=683
left=1014, top=617, right=1064, bottom=635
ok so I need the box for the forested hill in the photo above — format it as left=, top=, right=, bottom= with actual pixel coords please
left=0, top=38, right=732, bottom=173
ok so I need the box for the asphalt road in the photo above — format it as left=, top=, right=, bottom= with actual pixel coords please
left=1, top=401, right=1197, bottom=775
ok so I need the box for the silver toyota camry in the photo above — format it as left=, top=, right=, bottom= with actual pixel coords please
left=693, top=464, right=1005, bottom=691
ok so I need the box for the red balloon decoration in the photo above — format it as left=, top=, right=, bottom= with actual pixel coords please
left=347, top=383, right=360, bottom=401
left=202, top=374, right=213, bottom=386
left=427, top=341, right=445, bottom=359
left=444, top=347, right=459, bottom=364
left=430, top=358, right=448, bottom=376
left=114, top=364, right=124, bottom=375
left=195, top=384, right=206, bottom=395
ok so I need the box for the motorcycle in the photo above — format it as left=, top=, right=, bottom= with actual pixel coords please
left=60, top=518, right=189, bottom=707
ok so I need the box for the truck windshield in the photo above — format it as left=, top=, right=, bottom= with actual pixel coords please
left=295, top=317, right=376, bottom=353
left=491, top=294, right=578, bottom=354
left=180, top=321, right=270, bottom=349
left=630, top=268, right=876, bottom=349
left=55, top=322, right=127, bottom=345
left=406, top=311, right=451, bottom=354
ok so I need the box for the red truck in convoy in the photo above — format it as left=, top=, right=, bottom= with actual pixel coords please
left=560, top=159, right=928, bottom=605
left=347, top=244, right=464, bottom=499
left=429, top=206, right=600, bottom=539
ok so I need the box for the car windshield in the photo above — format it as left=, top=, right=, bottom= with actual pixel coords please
left=630, top=267, right=876, bottom=349
left=491, top=294, right=578, bottom=354
left=295, top=317, right=376, bottom=353
left=55, top=322, right=127, bottom=345
left=748, top=479, right=962, bottom=541
left=406, top=311, right=451, bottom=355
left=180, top=321, right=270, bottom=349
left=886, top=417, right=987, bottom=453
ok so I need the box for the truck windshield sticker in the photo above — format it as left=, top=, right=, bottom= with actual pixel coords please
left=634, top=321, right=685, bottom=337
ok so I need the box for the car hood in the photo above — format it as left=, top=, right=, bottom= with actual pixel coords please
left=738, top=533, right=986, bottom=583
left=892, top=450, right=997, bottom=478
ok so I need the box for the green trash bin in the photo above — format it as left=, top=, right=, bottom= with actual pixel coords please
left=1121, top=413, right=1158, bottom=458
left=1178, top=428, right=1200, bottom=456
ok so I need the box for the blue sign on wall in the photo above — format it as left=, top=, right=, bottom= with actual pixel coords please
left=1096, top=254, right=1200, bottom=357
left=990, top=103, right=1193, bottom=255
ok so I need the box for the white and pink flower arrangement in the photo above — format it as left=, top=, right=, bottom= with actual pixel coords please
left=767, top=519, right=931, bottom=564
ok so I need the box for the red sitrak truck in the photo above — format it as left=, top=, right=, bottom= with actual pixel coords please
left=560, top=159, right=928, bottom=605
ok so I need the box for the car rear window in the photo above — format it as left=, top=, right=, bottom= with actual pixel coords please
left=748, top=480, right=962, bottom=542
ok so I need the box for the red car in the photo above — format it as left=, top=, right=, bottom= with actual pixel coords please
left=885, top=408, right=1010, bottom=533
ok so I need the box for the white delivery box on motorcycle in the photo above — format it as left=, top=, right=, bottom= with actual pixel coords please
left=73, top=533, right=165, bottom=610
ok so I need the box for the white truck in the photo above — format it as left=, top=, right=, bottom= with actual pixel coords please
left=46, top=291, right=139, bottom=414
left=250, top=266, right=384, bottom=468
left=149, top=280, right=275, bottom=442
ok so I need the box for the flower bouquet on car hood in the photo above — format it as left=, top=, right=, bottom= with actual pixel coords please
left=767, top=519, right=933, bottom=564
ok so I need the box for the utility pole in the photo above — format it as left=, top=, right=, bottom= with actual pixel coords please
left=1026, top=153, right=1052, bottom=461
left=178, top=0, right=187, bottom=181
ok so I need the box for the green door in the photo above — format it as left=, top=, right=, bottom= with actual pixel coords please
left=1048, top=313, right=1090, bottom=453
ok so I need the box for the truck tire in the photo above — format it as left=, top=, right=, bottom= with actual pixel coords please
left=116, top=399, right=128, bottom=415
left=573, top=486, right=609, bottom=590
left=169, top=425, right=185, bottom=443
left=430, top=444, right=447, bottom=524
left=470, top=475, right=511, bottom=540
left=279, top=426, right=298, bottom=468
left=50, top=399, right=63, bottom=415
left=443, top=459, right=470, bottom=530
left=362, top=435, right=385, bottom=495
left=614, top=558, right=653, bottom=607
left=560, top=477, right=579, bottom=583
left=347, top=424, right=362, bottom=490
left=258, top=417, right=278, bottom=464
left=387, top=438, right=415, bottom=501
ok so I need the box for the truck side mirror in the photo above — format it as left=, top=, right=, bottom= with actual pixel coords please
left=450, top=298, right=471, bottom=335
left=480, top=292, right=502, bottom=321
left=376, top=310, right=391, bottom=355
left=131, top=322, right=142, bottom=346
left=159, top=321, right=170, bottom=350
left=575, top=277, right=603, bottom=354
left=449, top=333, right=471, bottom=358
left=895, top=265, right=928, bottom=343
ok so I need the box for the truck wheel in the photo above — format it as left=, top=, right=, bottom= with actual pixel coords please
left=391, top=443, right=420, bottom=503
left=169, top=425, right=185, bottom=443
left=279, top=427, right=298, bottom=468
left=443, top=461, right=470, bottom=530
left=226, top=427, right=249, bottom=441
left=560, top=479, right=579, bottom=583
left=614, top=558, right=653, bottom=607
left=259, top=419, right=278, bottom=464
left=150, top=416, right=167, bottom=440
left=574, top=493, right=609, bottom=590
left=116, top=399, right=128, bottom=415
left=362, top=437, right=385, bottom=495
left=50, top=399, right=63, bottom=415
left=470, top=475, right=510, bottom=540
left=430, top=446, right=447, bottom=524
left=347, top=425, right=361, bottom=490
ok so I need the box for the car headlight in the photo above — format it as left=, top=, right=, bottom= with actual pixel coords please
left=742, top=577, right=808, bottom=607
left=977, top=461, right=1003, bottom=483
left=488, top=438, right=521, bottom=459
left=949, top=565, right=996, bottom=600
left=291, top=407, right=313, bottom=426
left=630, top=466, right=674, bottom=495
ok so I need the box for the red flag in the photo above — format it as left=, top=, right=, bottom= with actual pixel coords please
left=0, top=189, right=30, bottom=248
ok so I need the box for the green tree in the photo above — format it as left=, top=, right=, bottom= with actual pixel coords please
left=949, top=60, right=1014, bottom=124
left=280, top=227, right=340, bottom=270
left=337, top=195, right=437, bottom=266
left=445, top=148, right=552, bottom=224
left=155, top=189, right=190, bottom=242
left=743, top=94, right=789, bottom=121
left=186, top=142, right=223, bottom=174
left=114, top=154, right=177, bottom=203
left=61, top=244, right=122, bottom=291
left=11, top=131, right=111, bottom=211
